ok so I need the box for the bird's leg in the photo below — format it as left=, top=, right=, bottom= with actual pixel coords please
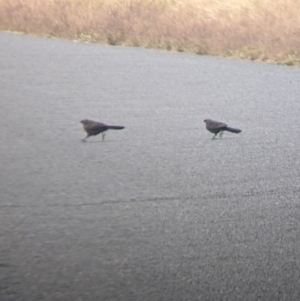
left=219, top=131, right=224, bottom=138
left=212, top=133, right=217, bottom=140
left=102, top=133, right=105, bottom=141
left=82, top=135, right=88, bottom=142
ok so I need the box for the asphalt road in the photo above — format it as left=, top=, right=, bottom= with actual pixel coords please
left=0, top=32, right=300, bottom=301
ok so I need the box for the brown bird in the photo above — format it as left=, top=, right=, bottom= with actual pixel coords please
left=80, top=119, right=124, bottom=142
left=204, top=119, right=241, bottom=139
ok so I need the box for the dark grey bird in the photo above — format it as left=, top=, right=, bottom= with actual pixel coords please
left=80, top=119, right=125, bottom=141
left=204, top=119, right=241, bottom=139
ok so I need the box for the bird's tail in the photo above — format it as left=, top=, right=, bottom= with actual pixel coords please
left=107, top=125, right=125, bottom=130
left=225, top=127, right=242, bottom=134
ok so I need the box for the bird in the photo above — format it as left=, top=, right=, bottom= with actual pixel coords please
left=203, top=119, right=241, bottom=139
left=80, top=119, right=125, bottom=141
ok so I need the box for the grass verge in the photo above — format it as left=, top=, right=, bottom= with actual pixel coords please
left=1, top=0, right=300, bottom=65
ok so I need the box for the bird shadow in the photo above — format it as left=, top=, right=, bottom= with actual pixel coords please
left=211, top=137, right=236, bottom=141
left=80, top=139, right=120, bottom=143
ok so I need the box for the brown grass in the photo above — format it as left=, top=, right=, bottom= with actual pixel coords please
left=1, top=0, right=300, bottom=65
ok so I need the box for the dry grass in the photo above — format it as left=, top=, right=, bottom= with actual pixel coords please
left=1, top=0, right=300, bottom=65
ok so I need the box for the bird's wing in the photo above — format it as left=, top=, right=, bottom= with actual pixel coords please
left=208, top=120, right=227, bottom=129
left=88, top=122, right=106, bottom=130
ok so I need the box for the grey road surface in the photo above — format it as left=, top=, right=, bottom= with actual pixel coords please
left=0, top=32, right=300, bottom=301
